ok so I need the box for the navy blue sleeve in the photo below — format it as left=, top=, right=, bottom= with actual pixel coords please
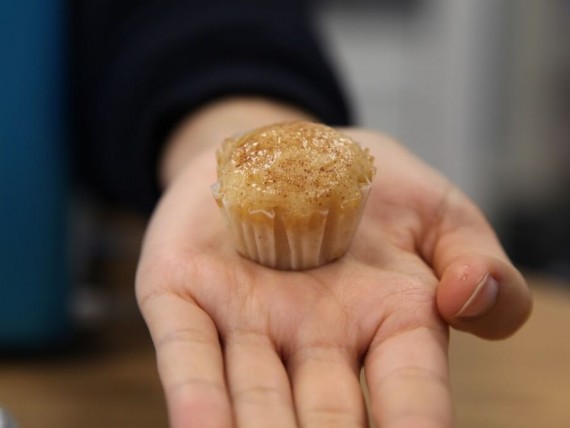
left=72, top=0, right=351, bottom=213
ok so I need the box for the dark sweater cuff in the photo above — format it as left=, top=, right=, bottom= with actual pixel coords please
left=88, top=2, right=351, bottom=213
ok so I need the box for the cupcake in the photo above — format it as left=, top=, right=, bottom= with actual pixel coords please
left=212, top=121, right=374, bottom=270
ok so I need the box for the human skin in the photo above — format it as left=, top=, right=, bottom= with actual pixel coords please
left=136, top=97, right=532, bottom=428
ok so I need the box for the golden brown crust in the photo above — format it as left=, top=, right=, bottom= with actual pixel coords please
left=216, top=122, right=374, bottom=214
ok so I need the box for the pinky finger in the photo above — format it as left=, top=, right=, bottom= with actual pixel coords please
left=138, top=291, right=232, bottom=428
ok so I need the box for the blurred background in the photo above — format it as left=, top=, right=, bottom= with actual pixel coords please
left=317, top=0, right=570, bottom=277
left=1, top=0, right=569, bottom=427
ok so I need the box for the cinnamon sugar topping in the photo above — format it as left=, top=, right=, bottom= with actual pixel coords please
left=216, top=122, right=374, bottom=213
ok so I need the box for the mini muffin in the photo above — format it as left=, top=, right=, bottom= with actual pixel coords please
left=212, top=121, right=374, bottom=270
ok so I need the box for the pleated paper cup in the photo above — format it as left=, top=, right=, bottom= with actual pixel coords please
left=212, top=183, right=371, bottom=270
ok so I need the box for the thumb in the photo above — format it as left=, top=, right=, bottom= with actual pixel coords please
left=428, top=193, right=532, bottom=339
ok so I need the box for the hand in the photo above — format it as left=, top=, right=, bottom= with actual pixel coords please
left=136, top=100, right=531, bottom=427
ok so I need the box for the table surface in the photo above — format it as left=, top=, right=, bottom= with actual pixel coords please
left=1, top=277, right=569, bottom=428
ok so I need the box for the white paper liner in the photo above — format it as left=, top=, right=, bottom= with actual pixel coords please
left=212, top=184, right=371, bottom=270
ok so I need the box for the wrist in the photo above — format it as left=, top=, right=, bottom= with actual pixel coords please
left=159, top=97, right=314, bottom=187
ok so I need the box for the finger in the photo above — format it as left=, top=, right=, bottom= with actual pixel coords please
left=138, top=291, right=232, bottom=428
left=225, top=330, right=296, bottom=428
left=288, top=344, right=366, bottom=428
left=437, top=251, right=531, bottom=339
left=428, top=191, right=532, bottom=339
left=365, top=326, right=451, bottom=428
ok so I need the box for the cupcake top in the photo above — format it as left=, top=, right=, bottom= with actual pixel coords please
left=216, top=121, right=374, bottom=214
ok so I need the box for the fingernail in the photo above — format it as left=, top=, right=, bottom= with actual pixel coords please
left=455, top=273, right=499, bottom=319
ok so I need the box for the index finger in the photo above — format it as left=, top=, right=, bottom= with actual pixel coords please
left=137, top=289, right=232, bottom=428
left=364, top=325, right=451, bottom=428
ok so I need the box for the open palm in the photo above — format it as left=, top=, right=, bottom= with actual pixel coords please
left=137, top=129, right=530, bottom=428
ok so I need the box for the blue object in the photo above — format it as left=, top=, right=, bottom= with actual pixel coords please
left=0, top=0, right=70, bottom=349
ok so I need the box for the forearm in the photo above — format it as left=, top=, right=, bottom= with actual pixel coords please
left=159, top=97, right=315, bottom=187
left=74, top=0, right=349, bottom=211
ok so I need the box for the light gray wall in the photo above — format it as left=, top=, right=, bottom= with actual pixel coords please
left=316, top=0, right=520, bottom=220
